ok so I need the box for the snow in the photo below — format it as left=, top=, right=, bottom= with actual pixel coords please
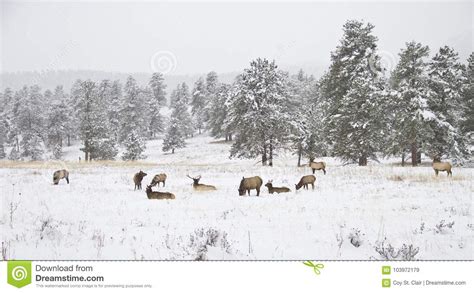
left=0, top=135, right=472, bottom=260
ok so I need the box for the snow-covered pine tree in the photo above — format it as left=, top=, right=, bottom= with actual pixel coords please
left=119, top=76, right=148, bottom=160
left=162, top=116, right=186, bottom=154
left=144, top=85, right=164, bottom=138
left=191, top=77, right=207, bottom=134
left=389, top=42, right=431, bottom=166
left=0, top=120, right=6, bottom=159
left=226, top=58, right=291, bottom=166
left=320, top=20, right=388, bottom=166
left=425, top=46, right=468, bottom=162
left=76, top=80, right=118, bottom=161
left=149, top=72, right=167, bottom=106
left=288, top=70, right=326, bottom=166
left=461, top=53, right=474, bottom=148
left=108, top=80, right=123, bottom=142
left=17, top=85, right=47, bottom=160
left=47, top=86, right=71, bottom=154
left=208, top=83, right=233, bottom=140
left=122, top=130, right=147, bottom=160
left=203, top=71, right=220, bottom=123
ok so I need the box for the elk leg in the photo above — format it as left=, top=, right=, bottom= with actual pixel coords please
left=435, top=170, right=439, bottom=176
left=311, top=183, right=314, bottom=190
left=256, top=188, right=260, bottom=196
left=66, top=176, right=69, bottom=184
left=163, top=181, right=166, bottom=187
left=312, top=168, right=315, bottom=174
left=323, top=169, right=326, bottom=175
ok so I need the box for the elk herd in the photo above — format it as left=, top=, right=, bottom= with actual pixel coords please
left=51, top=160, right=454, bottom=200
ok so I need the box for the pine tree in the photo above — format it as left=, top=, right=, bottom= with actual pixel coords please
left=149, top=72, right=167, bottom=106
left=47, top=86, right=70, bottom=150
left=461, top=53, right=474, bottom=146
left=108, top=80, right=123, bottom=142
left=0, top=120, right=7, bottom=159
left=389, top=42, right=431, bottom=166
left=120, top=76, right=148, bottom=142
left=162, top=116, right=186, bottom=154
left=208, top=83, right=233, bottom=140
left=425, top=46, right=468, bottom=161
left=191, top=77, right=207, bottom=134
left=288, top=71, right=326, bottom=166
left=76, top=80, right=118, bottom=161
left=16, top=85, right=47, bottom=160
left=320, top=20, right=388, bottom=166
left=122, top=130, right=147, bottom=160
left=227, top=58, right=291, bottom=166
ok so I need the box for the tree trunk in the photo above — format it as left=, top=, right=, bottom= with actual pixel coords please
left=358, top=156, right=367, bottom=166
left=297, top=143, right=302, bottom=167
left=229, top=134, right=232, bottom=141
left=269, top=139, right=273, bottom=167
left=198, top=128, right=201, bottom=134
left=262, top=144, right=267, bottom=166
left=411, top=143, right=418, bottom=166
left=67, top=135, right=71, bottom=146
left=401, top=152, right=405, bottom=167
left=417, top=151, right=422, bottom=164
left=172, top=148, right=175, bottom=154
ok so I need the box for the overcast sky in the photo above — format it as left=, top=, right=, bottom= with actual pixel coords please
left=1, top=1, right=472, bottom=75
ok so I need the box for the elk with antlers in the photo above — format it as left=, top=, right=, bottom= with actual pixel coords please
left=186, top=175, right=217, bottom=191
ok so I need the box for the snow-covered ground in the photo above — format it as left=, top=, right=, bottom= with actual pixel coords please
left=0, top=135, right=472, bottom=260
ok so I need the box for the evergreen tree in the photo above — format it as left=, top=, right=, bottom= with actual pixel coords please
left=149, top=72, right=167, bottom=106
left=0, top=120, right=6, bottom=159
left=120, top=76, right=148, bottom=142
left=389, top=42, right=431, bottom=166
left=76, top=80, right=118, bottom=161
left=461, top=53, right=474, bottom=146
left=227, top=58, right=291, bottom=166
left=162, top=116, right=186, bottom=154
left=108, top=80, right=123, bottom=142
left=191, top=77, right=207, bottom=134
left=122, top=130, right=147, bottom=160
left=320, top=20, right=388, bottom=165
left=208, top=83, right=233, bottom=140
left=425, top=46, right=468, bottom=161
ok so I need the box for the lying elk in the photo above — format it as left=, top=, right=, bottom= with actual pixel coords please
left=265, top=180, right=291, bottom=194
left=309, top=161, right=326, bottom=175
left=238, top=176, right=263, bottom=196
left=145, top=185, right=175, bottom=200
left=186, top=175, right=217, bottom=191
left=150, top=173, right=167, bottom=187
left=133, top=170, right=147, bottom=190
left=295, top=175, right=316, bottom=190
left=53, top=169, right=69, bottom=185
left=433, top=162, right=452, bottom=177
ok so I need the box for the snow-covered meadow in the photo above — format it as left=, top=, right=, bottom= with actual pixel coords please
left=0, top=135, right=472, bottom=260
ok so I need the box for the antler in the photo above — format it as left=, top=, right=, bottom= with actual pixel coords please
left=197, top=175, right=201, bottom=179
left=186, top=174, right=195, bottom=180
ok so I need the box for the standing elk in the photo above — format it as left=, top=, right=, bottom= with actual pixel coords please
left=133, top=170, right=147, bottom=190
left=150, top=173, right=167, bottom=187
left=264, top=180, right=291, bottom=194
left=309, top=161, right=326, bottom=175
left=186, top=175, right=217, bottom=191
left=433, top=162, right=453, bottom=177
left=53, top=169, right=69, bottom=185
left=145, top=185, right=175, bottom=200
left=238, top=176, right=263, bottom=196
left=295, top=175, right=316, bottom=190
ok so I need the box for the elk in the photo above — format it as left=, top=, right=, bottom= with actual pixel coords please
left=295, top=175, right=316, bottom=190
left=186, top=175, right=217, bottom=191
left=433, top=162, right=452, bottom=177
left=264, top=180, right=291, bottom=194
left=238, top=176, right=263, bottom=196
left=150, top=173, right=167, bottom=187
left=53, top=169, right=69, bottom=185
left=309, top=161, right=326, bottom=175
left=145, top=185, right=175, bottom=200
left=133, top=170, right=147, bottom=190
